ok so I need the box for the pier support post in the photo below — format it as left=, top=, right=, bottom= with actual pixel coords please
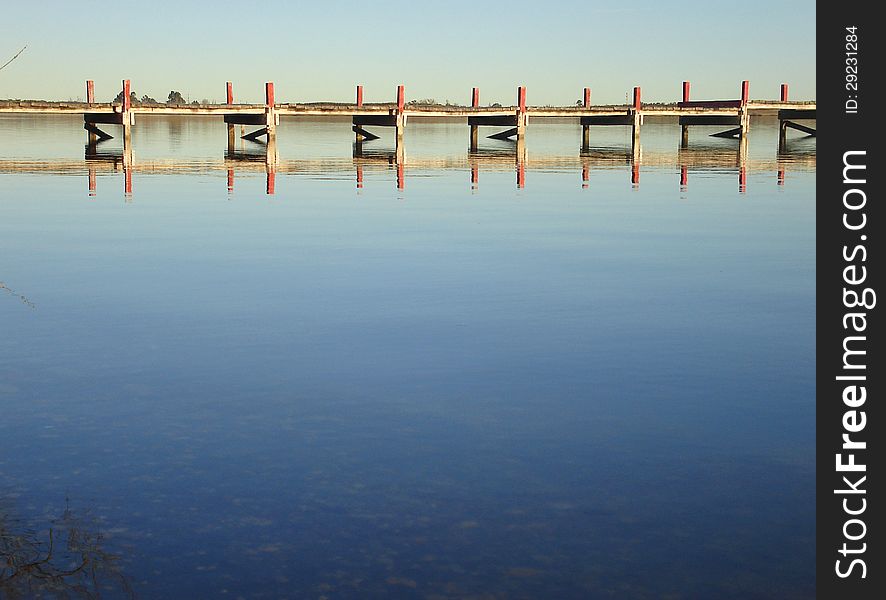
left=631, top=86, right=642, bottom=156
left=86, top=80, right=97, bottom=145
left=581, top=87, right=591, bottom=150
left=680, top=81, right=690, bottom=147
left=470, top=87, right=479, bottom=150
left=265, top=82, right=277, bottom=145
left=121, top=79, right=133, bottom=164
left=516, top=86, right=527, bottom=140
left=122, top=80, right=132, bottom=146
left=778, top=83, right=789, bottom=150
left=226, top=82, right=235, bottom=152
left=355, top=85, right=365, bottom=142
left=395, top=85, right=406, bottom=148
left=739, top=80, right=750, bottom=139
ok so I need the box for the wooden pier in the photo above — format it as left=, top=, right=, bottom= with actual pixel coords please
left=0, top=79, right=816, bottom=154
left=0, top=79, right=815, bottom=197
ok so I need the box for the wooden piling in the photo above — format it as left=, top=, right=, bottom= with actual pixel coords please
left=516, top=86, right=527, bottom=139
left=582, top=87, right=591, bottom=149
left=680, top=81, right=690, bottom=146
left=395, top=85, right=406, bottom=147
left=739, top=80, right=750, bottom=139
left=470, top=87, right=479, bottom=150
left=355, top=85, right=365, bottom=142
left=121, top=79, right=132, bottom=152
left=680, top=165, right=688, bottom=189
left=227, top=168, right=234, bottom=194
left=631, top=86, right=641, bottom=153
left=226, top=82, right=235, bottom=151
left=88, top=167, right=96, bottom=197
left=780, top=83, right=789, bottom=102
left=86, top=80, right=97, bottom=144
left=265, top=82, right=277, bottom=142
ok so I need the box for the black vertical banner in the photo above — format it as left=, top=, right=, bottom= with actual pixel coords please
left=817, top=2, right=882, bottom=598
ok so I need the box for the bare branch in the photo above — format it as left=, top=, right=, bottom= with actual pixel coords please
left=0, top=45, right=27, bottom=73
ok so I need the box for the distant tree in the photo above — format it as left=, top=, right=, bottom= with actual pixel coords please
left=190, top=100, right=199, bottom=106
left=113, top=90, right=140, bottom=105
left=167, top=90, right=186, bottom=104
left=141, top=94, right=158, bottom=104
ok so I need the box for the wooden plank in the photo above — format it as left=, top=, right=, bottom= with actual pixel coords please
left=353, top=115, right=397, bottom=127
left=677, top=100, right=742, bottom=109
left=488, top=128, right=519, bottom=140
left=84, top=112, right=124, bottom=125
left=83, top=122, right=113, bottom=140
left=710, top=127, right=742, bottom=138
left=581, top=115, right=633, bottom=126
left=468, top=115, right=518, bottom=127
left=352, top=125, right=380, bottom=141
left=784, top=120, right=816, bottom=136
left=242, top=127, right=268, bottom=141
left=778, top=108, right=816, bottom=120
left=224, top=113, right=267, bottom=125
left=679, top=115, right=741, bottom=126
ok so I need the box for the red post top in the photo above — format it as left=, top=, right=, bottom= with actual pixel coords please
left=780, top=83, right=789, bottom=102
left=472, top=87, right=480, bottom=108
left=397, top=85, right=405, bottom=111
left=583, top=87, right=591, bottom=108
left=226, top=82, right=233, bottom=105
left=86, top=80, right=95, bottom=104
left=682, top=81, right=690, bottom=103
left=517, top=86, right=526, bottom=112
left=632, top=86, right=641, bottom=110
left=122, top=79, right=131, bottom=111
left=265, top=82, right=275, bottom=108
left=356, top=85, right=364, bottom=107
left=741, top=80, right=749, bottom=105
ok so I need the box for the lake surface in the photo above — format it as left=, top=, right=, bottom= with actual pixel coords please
left=0, top=115, right=815, bottom=599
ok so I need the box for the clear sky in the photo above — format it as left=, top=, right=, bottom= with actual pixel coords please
left=1, top=0, right=815, bottom=105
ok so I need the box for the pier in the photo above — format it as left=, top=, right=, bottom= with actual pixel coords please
left=0, top=79, right=816, bottom=152
left=0, top=79, right=815, bottom=197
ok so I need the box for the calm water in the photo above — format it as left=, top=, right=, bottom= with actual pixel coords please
left=1, top=115, right=815, bottom=599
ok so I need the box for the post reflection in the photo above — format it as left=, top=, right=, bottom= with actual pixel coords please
left=352, top=142, right=405, bottom=191
left=0, top=129, right=814, bottom=199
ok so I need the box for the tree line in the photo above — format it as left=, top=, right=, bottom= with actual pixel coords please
left=112, top=89, right=207, bottom=105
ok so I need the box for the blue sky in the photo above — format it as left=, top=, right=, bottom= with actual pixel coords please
left=1, top=0, right=815, bottom=104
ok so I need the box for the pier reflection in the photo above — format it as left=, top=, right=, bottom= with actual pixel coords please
left=0, top=137, right=815, bottom=200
